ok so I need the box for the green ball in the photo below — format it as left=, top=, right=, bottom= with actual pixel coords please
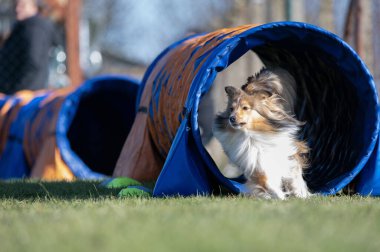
left=103, top=177, right=142, bottom=189
left=118, top=187, right=151, bottom=198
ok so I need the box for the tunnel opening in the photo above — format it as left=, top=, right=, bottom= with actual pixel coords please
left=65, top=77, right=139, bottom=177
left=196, top=24, right=373, bottom=193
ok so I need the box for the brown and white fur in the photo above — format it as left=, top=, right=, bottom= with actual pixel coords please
left=213, top=67, right=311, bottom=200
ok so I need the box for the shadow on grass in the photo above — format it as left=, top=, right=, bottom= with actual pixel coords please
left=0, top=180, right=120, bottom=200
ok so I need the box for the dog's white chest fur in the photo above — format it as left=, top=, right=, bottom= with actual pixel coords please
left=214, top=129, right=297, bottom=179
left=214, top=127, right=311, bottom=199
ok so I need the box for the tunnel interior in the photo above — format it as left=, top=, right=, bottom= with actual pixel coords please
left=253, top=43, right=359, bottom=191
left=67, top=78, right=138, bottom=176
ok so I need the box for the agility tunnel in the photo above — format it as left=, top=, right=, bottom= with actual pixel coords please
left=0, top=90, right=51, bottom=178
left=114, top=22, right=379, bottom=196
left=0, top=75, right=140, bottom=180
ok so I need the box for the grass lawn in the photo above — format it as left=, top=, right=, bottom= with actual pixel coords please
left=1, top=180, right=380, bottom=252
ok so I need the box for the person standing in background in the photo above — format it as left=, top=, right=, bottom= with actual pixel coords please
left=0, top=0, right=58, bottom=94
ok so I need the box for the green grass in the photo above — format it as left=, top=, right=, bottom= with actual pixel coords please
left=1, top=181, right=380, bottom=252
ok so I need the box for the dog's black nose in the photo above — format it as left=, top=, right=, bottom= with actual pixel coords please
left=229, top=116, right=236, bottom=123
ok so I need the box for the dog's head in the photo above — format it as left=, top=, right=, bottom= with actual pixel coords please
left=222, top=72, right=301, bottom=132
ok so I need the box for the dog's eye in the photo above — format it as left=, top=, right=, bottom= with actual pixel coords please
left=242, top=106, right=250, bottom=111
left=230, top=107, right=234, bottom=112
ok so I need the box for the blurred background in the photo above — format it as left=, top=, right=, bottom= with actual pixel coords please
left=0, top=0, right=379, bottom=91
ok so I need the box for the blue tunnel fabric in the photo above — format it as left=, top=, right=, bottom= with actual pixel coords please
left=56, top=75, right=140, bottom=179
left=0, top=96, right=8, bottom=110
left=0, top=93, right=49, bottom=178
left=151, top=22, right=379, bottom=196
left=355, top=137, right=380, bottom=195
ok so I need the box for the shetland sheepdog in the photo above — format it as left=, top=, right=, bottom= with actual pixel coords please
left=213, top=67, right=311, bottom=200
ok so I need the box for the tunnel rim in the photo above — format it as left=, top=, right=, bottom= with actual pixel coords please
left=188, top=21, right=379, bottom=194
left=55, top=74, right=140, bottom=179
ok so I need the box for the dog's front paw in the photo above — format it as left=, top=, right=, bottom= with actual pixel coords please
left=248, top=185, right=285, bottom=200
left=253, top=190, right=273, bottom=200
left=294, top=188, right=312, bottom=199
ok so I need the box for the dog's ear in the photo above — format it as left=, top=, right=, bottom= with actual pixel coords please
left=265, top=79, right=283, bottom=96
left=243, top=69, right=283, bottom=96
left=241, top=82, right=255, bottom=95
left=224, top=86, right=239, bottom=97
left=242, top=83, right=273, bottom=96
